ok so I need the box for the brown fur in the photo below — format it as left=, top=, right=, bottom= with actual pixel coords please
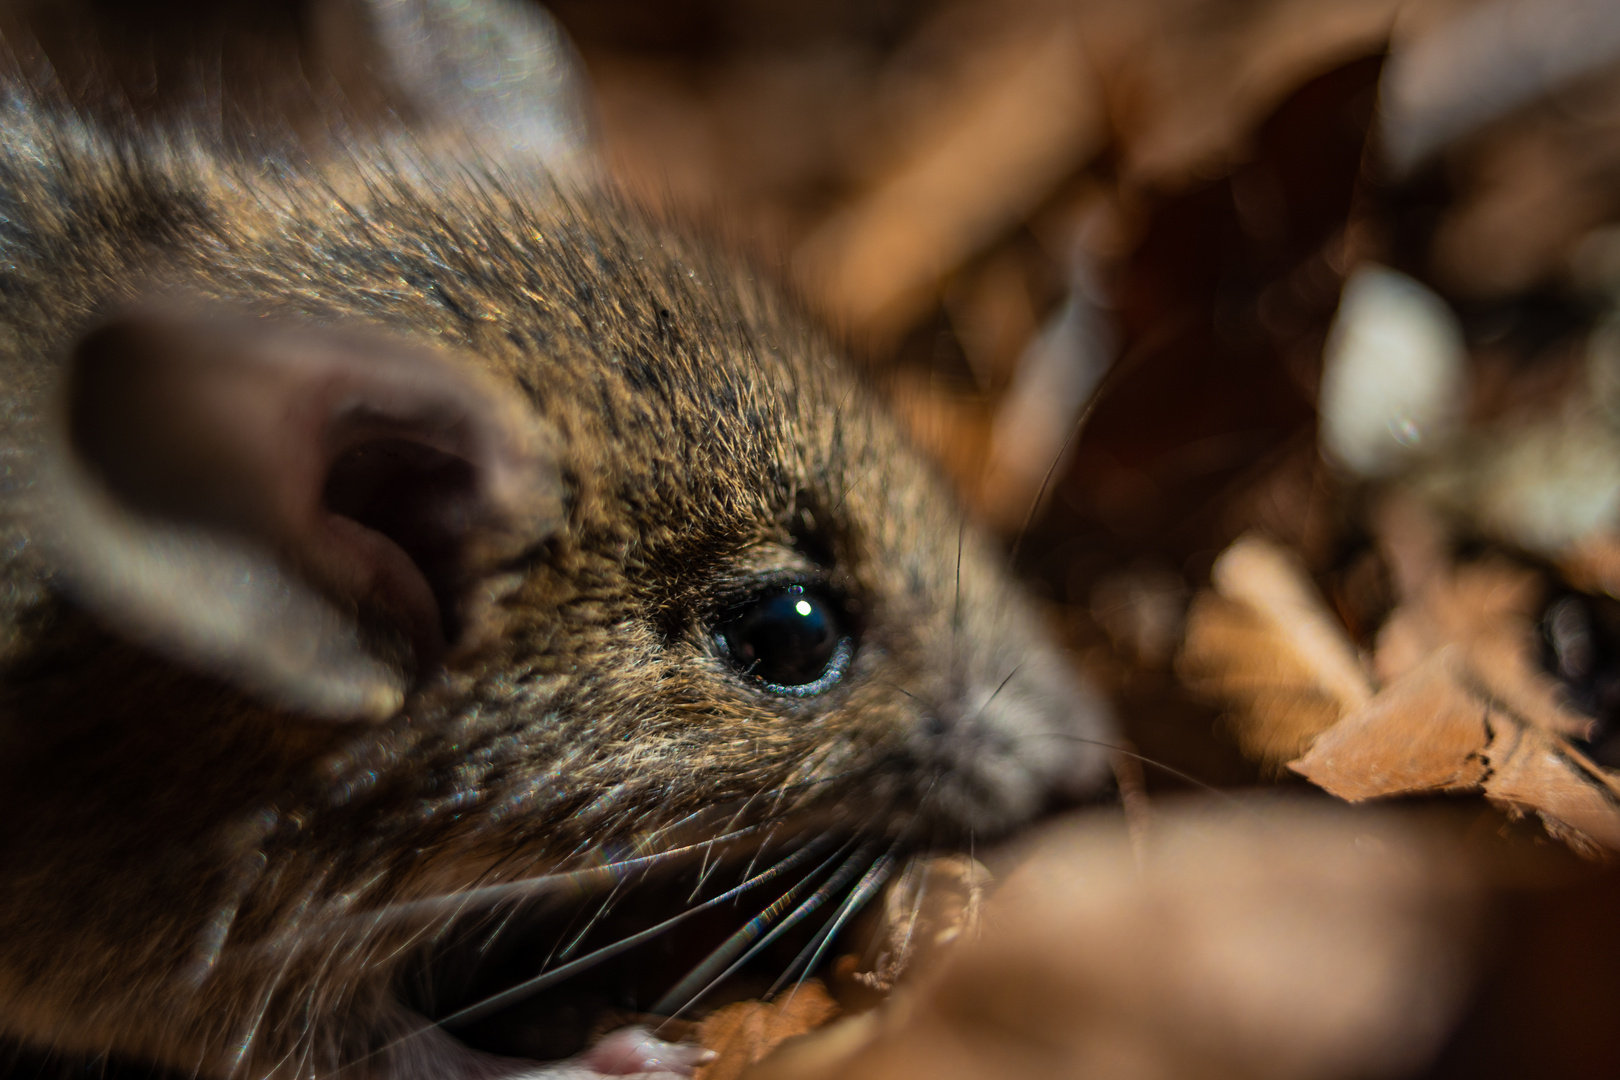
left=0, top=100, right=1110, bottom=1080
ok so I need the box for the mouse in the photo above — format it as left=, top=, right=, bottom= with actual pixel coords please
left=0, top=2, right=1115, bottom=1078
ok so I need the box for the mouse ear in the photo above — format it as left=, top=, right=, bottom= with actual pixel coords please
left=37, top=312, right=563, bottom=721
left=321, top=0, right=594, bottom=168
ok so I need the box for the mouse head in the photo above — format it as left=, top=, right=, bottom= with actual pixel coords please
left=0, top=3, right=1113, bottom=1078
left=27, top=181, right=1112, bottom=862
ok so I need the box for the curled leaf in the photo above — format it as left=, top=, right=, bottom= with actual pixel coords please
left=696, top=981, right=839, bottom=1080
left=1188, top=508, right=1620, bottom=854
left=1292, top=648, right=1491, bottom=800
left=844, top=855, right=990, bottom=996
left=1179, top=534, right=1373, bottom=769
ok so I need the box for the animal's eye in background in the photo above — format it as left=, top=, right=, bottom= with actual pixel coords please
left=719, top=585, right=853, bottom=697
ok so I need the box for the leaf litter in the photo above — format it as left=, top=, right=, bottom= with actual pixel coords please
left=1183, top=497, right=1620, bottom=854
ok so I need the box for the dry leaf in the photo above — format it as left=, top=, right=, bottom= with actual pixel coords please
left=1184, top=506, right=1620, bottom=853
left=795, top=8, right=1100, bottom=341
left=1295, top=663, right=1620, bottom=856
left=1292, top=648, right=1492, bottom=799
left=1372, top=558, right=1593, bottom=738
left=1283, top=498, right=1620, bottom=851
left=1559, top=529, right=1620, bottom=599
left=747, top=804, right=1481, bottom=1080
left=842, top=855, right=989, bottom=996
left=695, top=981, right=839, bottom=1080
left=1484, top=720, right=1620, bottom=854
left=1178, top=534, right=1373, bottom=768
left=1371, top=495, right=1592, bottom=736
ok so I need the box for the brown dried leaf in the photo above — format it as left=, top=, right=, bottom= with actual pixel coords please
left=1374, top=558, right=1593, bottom=739
left=844, top=855, right=990, bottom=995
left=695, top=981, right=840, bottom=1080
left=1184, top=513, right=1620, bottom=852
left=1178, top=534, right=1373, bottom=768
left=1484, top=721, right=1620, bottom=855
left=1292, top=648, right=1492, bottom=799
left=1558, top=530, right=1620, bottom=599
left=1297, top=657, right=1620, bottom=855
left=748, top=804, right=1481, bottom=1080
left=1288, top=501, right=1620, bottom=851
left=795, top=9, right=1100, bottom=341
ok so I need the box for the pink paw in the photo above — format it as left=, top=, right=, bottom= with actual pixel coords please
left=578, top=1026, right=714, bottom=1077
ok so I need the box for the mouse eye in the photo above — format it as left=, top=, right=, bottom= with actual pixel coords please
left=718, top=585, right=854, bottom=697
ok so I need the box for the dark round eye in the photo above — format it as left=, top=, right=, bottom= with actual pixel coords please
left=719, top=585, right=853, bottom=696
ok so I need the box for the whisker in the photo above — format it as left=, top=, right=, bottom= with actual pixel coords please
left=1036, top=732, right=1239, bottom=802
left=979, top=663, right=1025, bottom=715
left=699, top=793, right=787, bottom=886
left=634, top=805, right=737, bottom=854
left=884, top=682, right=924, bottom=704
left=734, top=825, right=784, bottom=894
left=434, top=832, right=841, bottom=1031
left=766, top=845, right=898, bottom=1001
left=888, top=857, right=931, bottom=974
left=553, top=876, right=629, bottom=965
left=445, top=846, right=554, bottom=974
left=952, top=514, right=966, bottom=653
left=649, top=838, right=863, bottom=1019
left=1005, top=330, right=1124, bottom=573
left=831, top=457, right=881, bottom=515
left=257, top=823, right=776, bottom=952
left=688, top=828, right=729, bottom=904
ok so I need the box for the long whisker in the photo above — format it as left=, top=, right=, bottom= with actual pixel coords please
left=978, top=663, right=1025, bottom=715
left=952, top=514, right=966, bottom=654
left=649, top=838, right=865, bottom=1019
left=257, top=823, right=776, bottom=952
left=431, top=845, right=555, bottom=976
left=1035, top=732, right=1239, bottom=802
left=888, top=856, right=931, bottom=975
left=688, top=827, right=730, bottom=903
left=553, top=876, right=629, bottom=964
left=635, top=805, right=740, bottom=854
left=735, top=825, right=784, bottom=891
left=766, top=846, right=898, bottom=1001
left=1004, top=326, right=1124, bottom=573
left=689, top=794, right=784, bottom=899
left=435, top=833, right=841, bottom=1031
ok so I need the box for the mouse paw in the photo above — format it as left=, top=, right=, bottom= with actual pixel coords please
left=575, top=1026, right=714, bottom=1077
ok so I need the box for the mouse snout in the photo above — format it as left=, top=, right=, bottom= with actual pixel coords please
left=895, top=638, right=1112, bottom=834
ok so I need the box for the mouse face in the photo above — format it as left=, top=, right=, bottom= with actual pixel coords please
left=0, top=5, right=1113, bottom=1079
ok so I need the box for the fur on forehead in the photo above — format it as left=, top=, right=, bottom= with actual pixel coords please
left=0, top=108, right=868, bottom=524
left=209, top=154, right=868, bottom=551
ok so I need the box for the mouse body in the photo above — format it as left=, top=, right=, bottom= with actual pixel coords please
left=0, top=4, right=1113, bottom=1079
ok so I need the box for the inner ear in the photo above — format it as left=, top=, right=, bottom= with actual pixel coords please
left=321, top=435, right=481, bottom=648
left=50, top=311, right=564, bottom=718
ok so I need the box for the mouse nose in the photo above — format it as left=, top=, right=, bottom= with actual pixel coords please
left=911, top=695, right=1016, bottom=755
left=896, top=692, right=1049, bottom=833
